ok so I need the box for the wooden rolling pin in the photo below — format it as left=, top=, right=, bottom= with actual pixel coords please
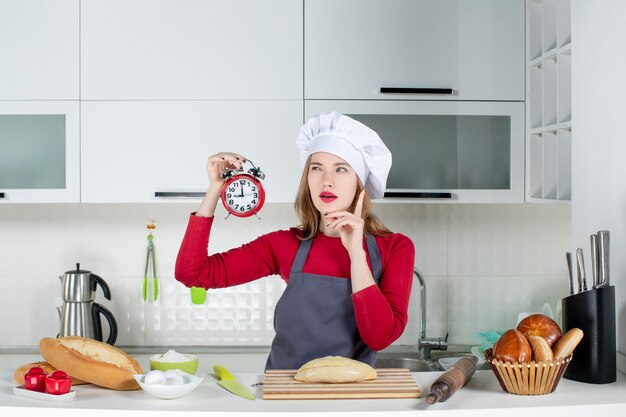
left=426, top=357, right=477, bottom=404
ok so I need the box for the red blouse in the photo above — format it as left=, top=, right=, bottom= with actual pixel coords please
left=175, top=213, right=415, bottom=351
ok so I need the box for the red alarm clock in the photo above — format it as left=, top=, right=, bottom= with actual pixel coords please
left=220, top=160, right=266, bottom=219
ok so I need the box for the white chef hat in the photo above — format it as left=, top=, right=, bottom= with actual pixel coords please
left=295, top=111, right=392, bottom=199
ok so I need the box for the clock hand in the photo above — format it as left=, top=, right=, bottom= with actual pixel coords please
left=240, top=187, right=244, bottom=198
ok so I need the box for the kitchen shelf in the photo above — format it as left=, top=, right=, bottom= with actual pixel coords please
left=526, top=0, right=572, bottom=203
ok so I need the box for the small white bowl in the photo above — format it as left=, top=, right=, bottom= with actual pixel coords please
left=438, top=355, right=485, bottom=371
left=134, top=370, right=203, bottom=400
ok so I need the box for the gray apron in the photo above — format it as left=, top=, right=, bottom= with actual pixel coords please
left=265, top=234, right=383, bottom=370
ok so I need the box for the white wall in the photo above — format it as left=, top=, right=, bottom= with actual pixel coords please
left=0, top=203, right=569, bottom=349
left=571, top=1, right=626, bottom=371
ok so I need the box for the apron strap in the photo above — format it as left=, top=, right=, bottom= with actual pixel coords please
left=290, top=237, right=313, bottom=274
left=290, top=233, right=384, bottom=282
left=365, top=234, right=383, bottom=283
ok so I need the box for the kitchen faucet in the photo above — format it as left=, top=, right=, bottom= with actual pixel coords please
left=414, top=267, right=448, bottom=359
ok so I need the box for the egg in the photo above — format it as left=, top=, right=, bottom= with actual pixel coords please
left=144, top=370, right=167, bottom=385
left=164, top=369, right=185, bottom=385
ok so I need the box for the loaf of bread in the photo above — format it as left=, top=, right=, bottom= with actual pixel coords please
left=40, top=336, right=142, bottom=390
left=525, top=335, right=554, bottom=362
left=552, top=328, right=584, bottom=359
left=493, top=329, right=532, bottom=363
left=14, top=361, right=88, bottom=385
left=516, top=314, right=562, bottom=347
left=294, top=356, right=377, bottom=383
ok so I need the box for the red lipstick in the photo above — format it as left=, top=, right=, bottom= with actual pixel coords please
left=319, top=192, right=337, bottom=203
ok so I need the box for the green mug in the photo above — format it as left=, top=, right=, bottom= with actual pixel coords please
left=190, top=286, right=207, bottom=305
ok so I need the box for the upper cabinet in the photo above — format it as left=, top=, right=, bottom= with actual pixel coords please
left=305, top=0, right=525, bottom=101
left=306, top=100, right=525, bottom=203
left=0, top=101, right=80, bottom=203
left=80, top=0, right=302, bottom=100
left=0, top=0, right=79, bottom=100
left=81, top=101, right=302, bottom=203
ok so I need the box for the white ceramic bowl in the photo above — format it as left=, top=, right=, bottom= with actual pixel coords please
left=134, top=370, right=203, bottom=400
left=438, top=355, right=485, bottom=371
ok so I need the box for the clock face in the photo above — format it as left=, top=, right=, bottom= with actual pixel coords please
left=221, top=175, right=265, bottom=217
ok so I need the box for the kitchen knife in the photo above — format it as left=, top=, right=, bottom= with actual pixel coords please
left=597, top=230, right=610, bottom=287
left=565, top=252, right=575, bottom=295
left=213, top=365, right=255, bottom=400
left=575, top=248, right=588, bottom=292
left=590, top=234, right=599, bottom=289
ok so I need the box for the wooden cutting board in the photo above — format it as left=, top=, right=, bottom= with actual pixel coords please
left=262, top=368, right=420, bottom=400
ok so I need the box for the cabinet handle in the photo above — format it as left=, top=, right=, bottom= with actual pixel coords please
left=0, top=192, right=5, bottom=199
left=380, top=87, right=454, bottom=95
left=154, top=191, right=206, bottom=198
left=384, top=192, right=453, bottom=199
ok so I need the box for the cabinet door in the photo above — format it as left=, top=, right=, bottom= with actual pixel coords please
left=305, top=0, right=524, bottom=101
left=81, top=0, right=302, bottom=100
left=0, top=101, right=80, bottom=203
left=0, top=0, right=79, bottom=100
left=81, top=101, right=303, bottom=203
left=306, top=100, right=524, bottom=203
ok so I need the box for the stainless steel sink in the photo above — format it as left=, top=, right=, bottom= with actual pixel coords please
left=374, top=356, right=440, bottom=372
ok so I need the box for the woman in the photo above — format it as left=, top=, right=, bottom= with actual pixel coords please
left=175, top=112, right=415, bottom=370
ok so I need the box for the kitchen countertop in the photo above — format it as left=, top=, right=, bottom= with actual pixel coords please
left=2, top=352, right=626, bottom=417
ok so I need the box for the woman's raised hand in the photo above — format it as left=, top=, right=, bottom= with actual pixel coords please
left=206, top=152, right=246, bottom=187
left=325, top=190, right=366, bottom=257
left=196, top=152, right=246, bottom=217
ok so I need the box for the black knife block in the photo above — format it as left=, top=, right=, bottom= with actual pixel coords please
left=561, top=286, right=616, bottom=384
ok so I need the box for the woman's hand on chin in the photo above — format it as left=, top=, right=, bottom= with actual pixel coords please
left=325, top=190, right=366, bottom=257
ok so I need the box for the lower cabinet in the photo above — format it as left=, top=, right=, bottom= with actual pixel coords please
left=81, top=101, right=303, bottom=203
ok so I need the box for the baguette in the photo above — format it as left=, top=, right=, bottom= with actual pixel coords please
left=40, top=336, right=142, bottom=390
left=552, top=328, right=584, bottom=359
left=14, top=361, right=88, bottom=385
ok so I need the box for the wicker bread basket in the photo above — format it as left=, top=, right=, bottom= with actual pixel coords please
left=484, top=348, right=573, bottom=395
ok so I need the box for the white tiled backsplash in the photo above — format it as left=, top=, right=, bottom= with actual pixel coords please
left=0, top=203, right=570, bottom=348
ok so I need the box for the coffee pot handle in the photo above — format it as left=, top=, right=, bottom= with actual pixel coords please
left=92, top=303, right=118, bottom=345
left=90, top=274, right=112, bottom=300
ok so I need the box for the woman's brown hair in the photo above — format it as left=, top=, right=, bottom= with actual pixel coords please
left=294, top=156, right=392, bottom=240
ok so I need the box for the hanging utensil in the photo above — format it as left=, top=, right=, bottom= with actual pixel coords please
left=143, top=220, right=159, bottom=301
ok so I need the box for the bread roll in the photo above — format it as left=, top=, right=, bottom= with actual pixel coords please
left=493, top=329, right=532, bottom=363
left=552, top=328, right=584, bottom=359
left=14, top=361, right=88, bottom=385
left=40, top=336, right=142, bottom=390
left=525, top=335, right=554, bottom=362
left=516, top=314, right=562, bottom=347
left=294, top=356, right=377, bottom=383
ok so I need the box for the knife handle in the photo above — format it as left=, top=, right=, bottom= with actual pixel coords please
left=575, top=248, right=587, bottom=292
left=590, top=234, right=599, bottom=288
left=565, top=252, right=574, bottom=295
left=213, top=365, right=235, bottom=381
left=597, top=230, right=610, bottom=287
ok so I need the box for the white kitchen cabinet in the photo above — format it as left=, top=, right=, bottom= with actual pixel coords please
left=81, top=101, right=303, bottom=203
left=80, top=0, right=302, bottom=100
left=0, top=0, right=79, bottom=100
left=0, top=101, right=80, bottom=203
left=526, top=0, right=571, bottom=202
left=306, top=100, right=525, bottom=203
left=305, top=0, right=525, bottom=101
